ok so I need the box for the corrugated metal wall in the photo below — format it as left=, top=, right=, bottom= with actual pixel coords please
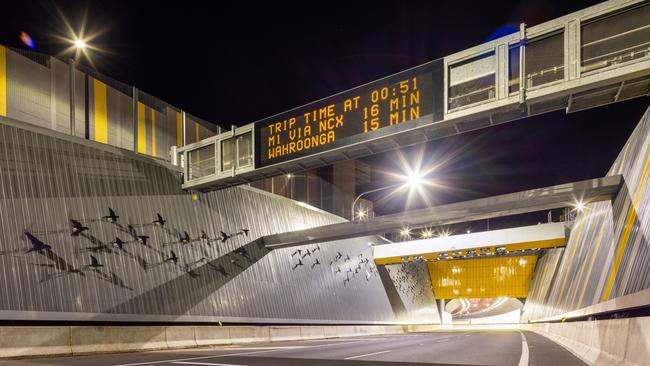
left=0, top=45, right=216, bottom=163
left=0, top=119, right=396, bottom=323
left=523, top=106, right=650, bottom=320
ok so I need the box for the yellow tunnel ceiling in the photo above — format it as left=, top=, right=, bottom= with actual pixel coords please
left=428, top=255, right=538, bottom=299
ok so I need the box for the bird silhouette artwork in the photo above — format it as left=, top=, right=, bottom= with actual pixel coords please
left=291, top=249, right=302, bottom=257
left=111, top=237, right=125, bottom=250
left=220, top=231, right=231, bottom=243
left=291, top=259, right=303, bottom=271
left=102, top=208, right=119, bottom=223
left=301, top=249, right=312, bottom=259
left=343, top=277, right=350, bottom=286
left=206, top=262, right=228, bottom=277
left=86, top=255, right=104, bottom=269
left=311, top=259, right=320, bottom=268
left=312, top=245, right=321, bottom=252
left=336, top=251, right=343, bottom=260
left=234, top=247, right=250, bottom=261
left=153, top=213, right=166, bottom=226
left=241, top=228, right=249, bottom=236
left=25, top=232, right=52, bottom=253
left=165, top=250, right=179, bottom=264
left=335, top=266, right=341, bottom=274
left=136, top=235, right=150, bottom=247
left=70, top=220, right=89, bottom=237
left=344, top=254, right=351, bottom=262
left=180, top=231, right=191, bottom=244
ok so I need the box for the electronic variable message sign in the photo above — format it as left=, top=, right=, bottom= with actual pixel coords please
left=255, top=59, right=443, bottom=168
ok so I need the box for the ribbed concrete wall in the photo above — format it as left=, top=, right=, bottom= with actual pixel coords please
left=384, top=262, right=440, bottom=324
left=0, top=118, right=397, bottom=323
left=523, top=105, right=650, bottom=320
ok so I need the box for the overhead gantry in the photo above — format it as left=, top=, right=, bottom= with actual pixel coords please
left=174, top=0, right=650, bottom=191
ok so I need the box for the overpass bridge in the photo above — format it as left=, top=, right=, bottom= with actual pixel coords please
left=175, top=0, right=650, bottom=191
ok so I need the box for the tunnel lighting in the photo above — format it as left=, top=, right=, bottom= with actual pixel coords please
left=356, top=209, right=367, bottom=220
left=421, top=229, right=433, bottom=238
left=466, top=229, right=471, bottom=234
left=286, top=173, right=292, bottom=179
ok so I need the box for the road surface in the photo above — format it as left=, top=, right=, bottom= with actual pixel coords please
left=0, top=330, right=586, bottom=366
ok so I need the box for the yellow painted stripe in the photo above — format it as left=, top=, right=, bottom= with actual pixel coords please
left=567, top=220, right=601, bottom=306
left=577, top=224, right=606, bottom=307
left=137, top=102, right=146, bottom=154
left=0, top=46, right=6, bottom=117
left=601, top=148, right=650, bottom=301
left=151, top=109, right=156, bottom=157
left=176, top=112, right=182, bottom=146
left=555, top=221, right=586, bottom=307
left=93, top=79, right=108, bottom=143
left=195, top=123, right=199, bottom=143
left=374, top=238, right=565, bottom=265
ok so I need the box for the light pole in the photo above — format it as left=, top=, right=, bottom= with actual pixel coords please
left=350, top=182, right=403, bottom=221
left=350, top=172, right=424, bottom=222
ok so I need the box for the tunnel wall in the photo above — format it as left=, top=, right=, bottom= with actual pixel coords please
left=523, top=105, right=650, bottom=321
left=383, top=262, right=441, bottom=324
left=0, top=117, right=399, bottom=324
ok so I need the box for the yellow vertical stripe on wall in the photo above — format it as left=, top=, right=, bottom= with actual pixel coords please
left=555, top=221, right=585, bottom=307
left=577, top=224, right=606, bottom=307
left=195, top=123, right=199, bottom=143
left=93, top=79, right=108, bottom=144
left=137, top=102, right=146, bottom=154
left=0, top=46, right=6, bottom=117
left=176, top=112, right=182, bottom=146
left=601, top=148, right=650, bottom=301
left=151, top=109, right=156, bottom=157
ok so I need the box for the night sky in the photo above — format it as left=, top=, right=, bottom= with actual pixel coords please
left=2, top=0, right=648, bottom=214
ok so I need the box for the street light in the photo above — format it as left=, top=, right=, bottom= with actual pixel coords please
left=74, top=38, right=87, bottom=49
left=350, top=171, right=424, bottom=222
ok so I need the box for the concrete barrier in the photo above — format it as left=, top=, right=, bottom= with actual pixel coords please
left=522, top=317, right=650, bottom=366
left=195, top=326, right=230, bottom=346
left=228, top=326, right=271, bottom=344
left=165, top=326, right=197, bottom=349
left=0, top=327, right=71, bottom=358
left=70, top=326, right=167, bottom=354
left=300, top=326, right=326, bottom=340
left=269, top=326, right=302, bottom=342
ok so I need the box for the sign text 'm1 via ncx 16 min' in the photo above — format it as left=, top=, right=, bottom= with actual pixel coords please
left=256, top=67, right=434, bottom=168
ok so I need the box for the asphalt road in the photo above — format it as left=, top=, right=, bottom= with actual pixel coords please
left=0, top=330, right=586, bottom=366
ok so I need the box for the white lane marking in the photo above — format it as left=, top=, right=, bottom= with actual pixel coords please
left=173, top=362, right=244, bottom=366
left=518, top=331, right=529, bottom=366
left=344, top=350, right=392, bottom=360
left=112, top=339, right=371, bottom=366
